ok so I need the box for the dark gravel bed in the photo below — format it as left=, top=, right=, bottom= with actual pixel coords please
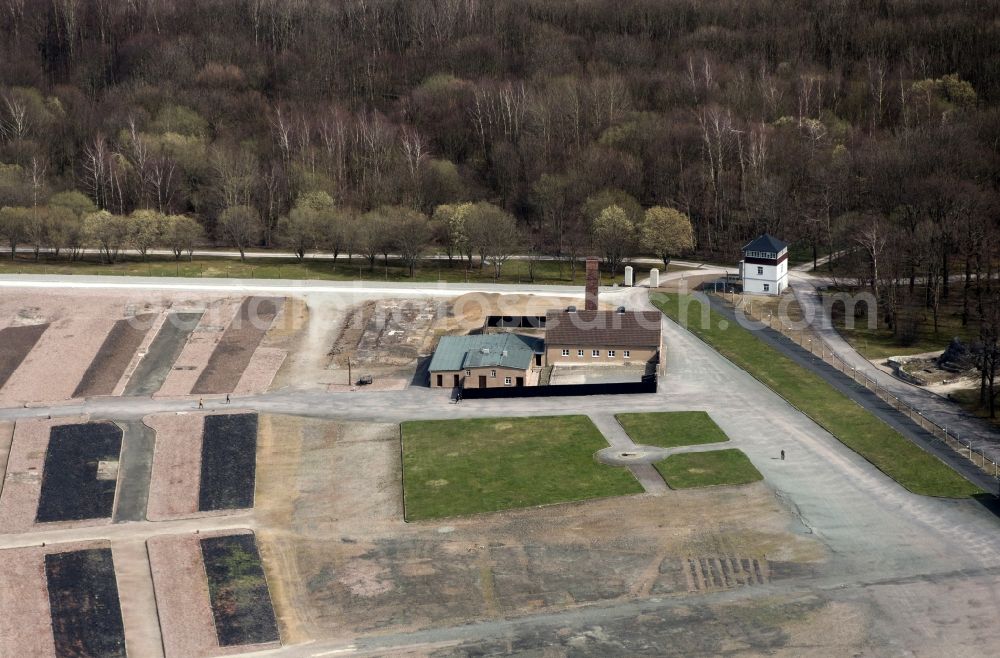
left=124, top=312, right=203, bottom=396
left=198, top=413, right=258, bottom=511
left=191, top=297, right=280, bottom=394
left=200, top=533, right=279, bottom=647
left=74, top=315, right=155, bottom=397
left=36, top=421, right=123, bottom=523
left=0, top=323, right=48, bottom=390
left=45, top=548, right=126, bottom=657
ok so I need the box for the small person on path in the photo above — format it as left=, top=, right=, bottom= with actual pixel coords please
left=198, top=398, right=204, bottom=409
left=225, top=393, right=231, bottom=404
left=780, top=449, right=785, bottom=461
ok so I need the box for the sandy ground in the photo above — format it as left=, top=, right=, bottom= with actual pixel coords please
left=0, top=290, right=296, bottom=405
left=0, top=539, right=112, bottom=657
left=148, top=530, right=278, bottom=658
left=0, top=421, right=12, bottom=498
left=0, top=290, right=191, bottom=406
left=156, top=299, right=244, bottom=397
left=145, top=409, right=262, bottom=521
left=145, top=412, right=205, bottom=521
left=0, top=314, right=118, bottom=406
left=233, top=347, right=286, bottom=395
left=252, top=415, right=825, bottom=644
left=0, top=415, right=118, bottom=533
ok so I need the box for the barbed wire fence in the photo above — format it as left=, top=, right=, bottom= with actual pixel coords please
left=732, top=293, right=1000, bottom=486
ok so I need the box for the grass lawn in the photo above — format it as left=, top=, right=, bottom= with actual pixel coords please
left=651, top=292, right=983, bottom=498
left=0, top=253, right=692, bottom=285
left=400, top=415, right=643, bottom=521
left=615, top=411, right=729, bottom=448
left=654, top=449, right=763, bottom=489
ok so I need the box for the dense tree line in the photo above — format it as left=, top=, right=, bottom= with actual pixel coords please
left=0, top=0, right=998, bottom=410
left=0, top=0, right=997, bottom=256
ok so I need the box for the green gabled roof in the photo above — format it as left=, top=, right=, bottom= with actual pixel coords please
left=428, top=333, right=543, bottom=372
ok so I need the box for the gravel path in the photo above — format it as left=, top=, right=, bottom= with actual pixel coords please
left=113, top=420, right=157, bottom=523
left=588, top=413, right=668, bottom=494
left=112, top=537, right=165, bottom=658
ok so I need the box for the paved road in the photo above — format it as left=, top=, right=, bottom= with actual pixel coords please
left=708, top=295, right=999, bottom=494
left=790, top=272, right=1000, bottom=465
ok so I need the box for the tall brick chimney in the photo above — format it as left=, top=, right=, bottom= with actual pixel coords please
left=585, top=257, right=600, bottom=311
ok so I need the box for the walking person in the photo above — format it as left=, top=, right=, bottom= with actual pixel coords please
left=780, top=449, right=785, bottom=461
left=225, top=393, right=230, bottom=404
left=198, top=397, right=204, bottom=409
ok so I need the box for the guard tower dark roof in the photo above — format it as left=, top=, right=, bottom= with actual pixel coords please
left=741, top=234, right=788, bottom=255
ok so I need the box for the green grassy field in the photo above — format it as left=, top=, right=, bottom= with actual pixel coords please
left=615, top=411, right=729, bottom=448
left=651, top=292, right=982, bottom=498
left=654, top=449, right=763, bottom=489
left=400, top=415, right=643, bottom=521
left=0, top=253, right=691, bottom=285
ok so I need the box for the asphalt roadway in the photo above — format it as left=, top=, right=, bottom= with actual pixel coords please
left=1, top=274, right=1000, bottom=656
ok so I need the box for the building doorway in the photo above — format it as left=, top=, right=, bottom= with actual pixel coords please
left=453, top=374, right=460, bottom=387
left=516, top=376, right=524, bottom=387
left=478, top=375, right=487, bottom=388
left=436, top=374, right=443, bottom=387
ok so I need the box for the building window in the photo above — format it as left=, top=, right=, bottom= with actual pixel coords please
left=504, top=377, right=512, bottom=386
left=561, top=349, right=570, bottom=357
left=465, top=370, right=471, bottom=376
left=757, top=266, right=763, bottom=275
left=490, top=370, right=496, bottom=377
left=592, top=349, right=600, bottom=357
left=623, top=350, right=630, bottom=358
left=608, top=350, right=615, bottom=357
left=578, top=349, right=584, bottom=357
left=763, top=283, right=770, bottom=292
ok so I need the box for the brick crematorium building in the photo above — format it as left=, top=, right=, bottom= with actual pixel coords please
left=543, top=309, right=661, bottom=366
left=427, top=333, right=545, bottom=389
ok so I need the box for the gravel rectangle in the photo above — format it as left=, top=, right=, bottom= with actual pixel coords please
left=199, top=413, right=258, bottom=511
left=73, top=315, right=155, bottom=397
left=124, top=312, right=203, bottom=396
left=0, top=416, right=115, bottom=533
left=192, top=297, right=280, bottom=394
left=148, top=531, right=278, bottom=657
left=145, top=413, right=205, bottom=521
left=0, top=324, right=48, bottom=391
left=0, top=540, right=112, bottom=657
left=156, top=300, right=243, bottom=397
left=201, top=533, right=280, bottom=647
left=36, top=421, right=123, bottom=523
left=45, top=547, right=126, bottom=658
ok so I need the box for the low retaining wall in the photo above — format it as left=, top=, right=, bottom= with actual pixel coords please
left=461, top=375, right=657, bottom=398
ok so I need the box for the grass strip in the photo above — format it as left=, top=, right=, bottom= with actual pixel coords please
left=616, top=411, right=729, bottom=448
left=651, top=292, right=982, bottom=498
left=401, top=415, right=643, bottom=521
left=654, top=449, right=763, bottom=489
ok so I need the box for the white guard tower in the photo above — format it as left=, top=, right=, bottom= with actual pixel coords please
left=739, top=234, right=788, bottom=295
